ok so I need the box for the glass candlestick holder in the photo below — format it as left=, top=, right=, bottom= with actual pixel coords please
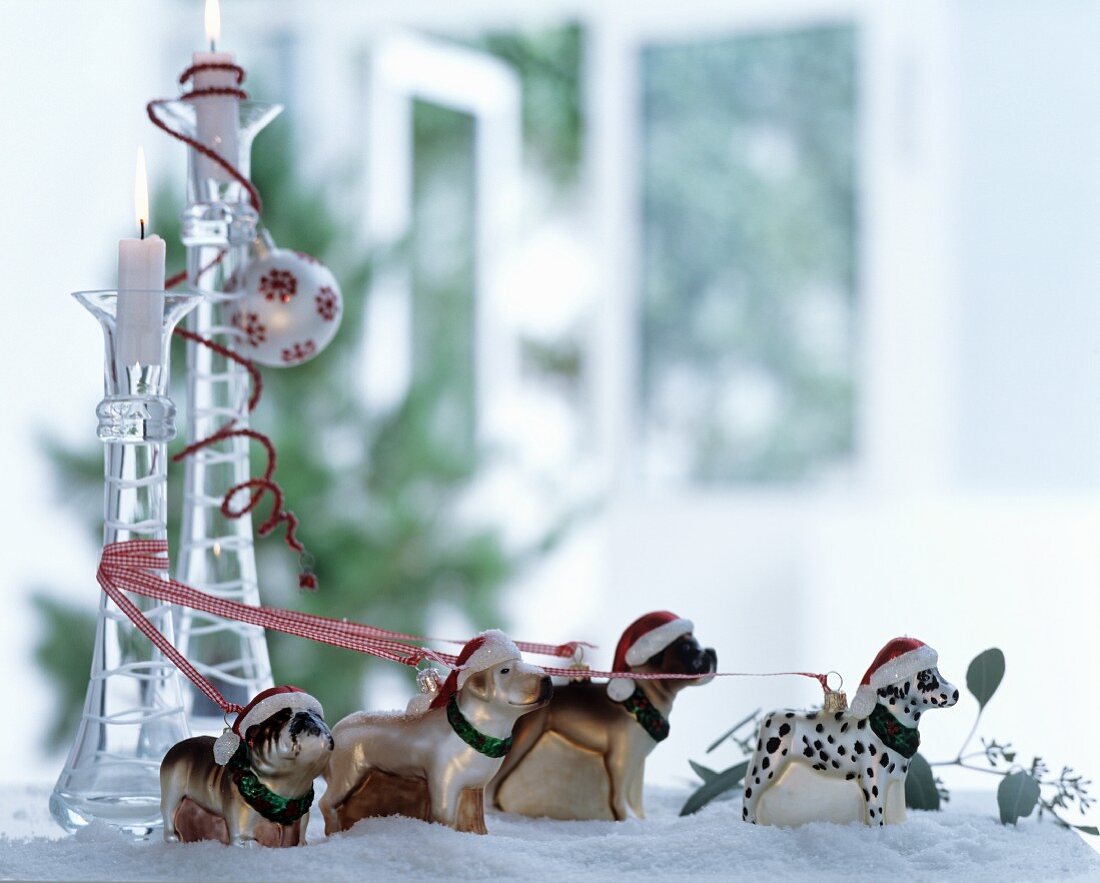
left=50, top=290, right=200, bottom=837
left=149, top=96, right=280, bottom=737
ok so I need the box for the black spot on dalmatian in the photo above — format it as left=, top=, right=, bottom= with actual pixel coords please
left=766, top=737, right=781, bottom=754
left=778, top=723, right=791, bottom=737
left=827, top=735, right=835, bottom=744
left=785, top=712, right=794, bottom=719
left=755, top=777, right=760, bottom=785
left=854, top=741, right=865, bottom=754
left=745, top=787, right=752, bottom=798
left=818, top=751, right=829, bottom=762
left=751, top=766, right=757, bottom=775
left=862, top=789, right=870, bottom=801
left=815, top=723, right=824, bottom=733
left=831, top=760, right=840, bottom=769
left=814, top=740, right=822, bottom=750
left=889, top=763, right=896, bottom=773
left=872, top=785, right=879, bottom=797
left=807, top=712, right=818, bottom=720
left=837, top=746, right=846, bottom=756
left=782, top=749, right=788, bottom=756
left=903, top=706, right=910, bottom=715
left=765, top=719, right=772, bottom=728
left=867, top=767, right=874, bottom=777
left=879, top=753, right=890, bottom=768
left=813, top=764, right=825, bottom=771
left=834, top=712, right=844, bottom=722
left=869, top=808, right=876, bottom=819
left=762, top=756, right=771, bottom=770
left=869, top=744, right=877, bottom=756
left=743, top=807, right=748, bottom=819
left=901, top=764, right=908, bottom=773
left=857, top=719, right=867, bottom=730
left=757, top=740, right=762, bottom=751
left=913, top=712, right=921, bottom=721
left=840, top=722, right=849, bottom=733
left=803, top=747, right=814, bottom=758
left=846, top=773, right=855, bottom=780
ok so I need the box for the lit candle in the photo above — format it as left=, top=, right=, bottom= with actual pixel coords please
left=117, top=148, right=166, bottom=365
left=191, top=0, right=239, bottom=185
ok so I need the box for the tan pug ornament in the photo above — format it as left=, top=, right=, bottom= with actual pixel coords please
left=160, top=686, right=333, bottom=847
left=320, top=630, right=552, bottom=835
left=491, top=611, right=717, bottom=821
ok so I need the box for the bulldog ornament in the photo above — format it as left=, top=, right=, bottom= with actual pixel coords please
left=160, top=686, right=333, bottom=847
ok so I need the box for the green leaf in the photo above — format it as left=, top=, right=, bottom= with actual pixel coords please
left=966, top=648, right=1006, bottom=711
left=904, top=752, right=941, bottom=811
left=998, top=771, right=1041, bottom=825
left=689, top=760, right=719, bottom=783
left=680, top=761, right=749, bottom=816
left=1072, top=825, right=1100, bottom=836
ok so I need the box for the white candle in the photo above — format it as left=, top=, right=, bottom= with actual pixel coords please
left=117, top=148, right=166, bottom=366
left=192, top=0, right=238, bottom=185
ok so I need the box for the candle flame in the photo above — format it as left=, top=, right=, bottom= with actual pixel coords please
left=205, top=0, right=221, bottom=47
left=134, top=147, right=149, bottom=234
left=213, top=540, right=222, bottom=558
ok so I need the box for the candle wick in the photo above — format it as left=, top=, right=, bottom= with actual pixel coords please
left=140, top=219, right=146, bottom=240
left=210, top=39, right=216, bottom=52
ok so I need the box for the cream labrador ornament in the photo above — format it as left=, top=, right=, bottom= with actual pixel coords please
left=320, top=630, right=552, bottom=835
left=743, top=637, right=958, bottom=827
left=160, top=686, right=333, bottom=847
left=491, top=611, right=717, bottom=821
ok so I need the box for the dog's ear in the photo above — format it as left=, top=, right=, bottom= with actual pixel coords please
left=463, top=669, right=494, bottom=702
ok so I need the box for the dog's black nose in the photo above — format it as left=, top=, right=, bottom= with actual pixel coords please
left=289, top=709, right=329, bottom=740
left=952, top=689, right=959, bottom=701
left=693, top=647, right=718, bottom=674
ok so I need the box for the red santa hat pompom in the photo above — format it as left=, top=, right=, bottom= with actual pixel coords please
left=213, top=685, right=324, bottom=765
left=606, top=611, right=694, bottom=702
left=848, top=637, right=938, bottom=717
left=425, top=629, right=522, bottom=712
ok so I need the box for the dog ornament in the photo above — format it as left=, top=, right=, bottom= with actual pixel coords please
left=320, top=629, right=552, bottom=835
left=491, top=610, right=717, bottom=821
left=743, top=637, right=958, bottom=827
left=160, top=685, right=333, bottom=847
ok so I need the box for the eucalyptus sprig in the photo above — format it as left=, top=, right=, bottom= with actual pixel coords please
left=907, top=648, right=1097, bottom=836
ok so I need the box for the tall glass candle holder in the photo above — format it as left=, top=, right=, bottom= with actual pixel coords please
left=51, top=290, right=200, bottom=836
left=149, top=98, right=281, bottom=735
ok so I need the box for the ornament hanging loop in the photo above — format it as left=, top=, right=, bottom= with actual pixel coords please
left=822, top=670, right=847, bottom=713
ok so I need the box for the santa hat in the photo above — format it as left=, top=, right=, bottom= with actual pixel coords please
left=849, top=637, right=938, bottom=717
left=606, top=611, right=694, bottom=702
left=426, top=629, right=522, bottom=712
left=212, top=685, right=324, bottom=765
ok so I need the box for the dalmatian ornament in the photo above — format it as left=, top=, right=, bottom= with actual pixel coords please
left=742, top=637, right=959, bottom=828
left=230, top=231, right=343, bottom=368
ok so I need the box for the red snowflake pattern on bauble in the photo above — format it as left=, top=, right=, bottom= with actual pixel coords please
left=238, top=239, right=344, bottom=368
left=259, top=268, right=297, bottom=303
left=316, top=286, right=339, bottom=321
left=282, top=340, right=316, bottom=364
left=231, top=311, right=267, bottom=347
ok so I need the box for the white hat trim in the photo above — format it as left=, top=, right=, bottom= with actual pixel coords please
left=237, top=691, right=324, bottom=737
left=623, top=618, right=694, bottom=666
left=455, top=629, right=522, bottom=689
left=606, top=677, right=636, bottom=702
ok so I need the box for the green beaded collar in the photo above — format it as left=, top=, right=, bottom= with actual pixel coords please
left=227, top=744, right=314, bottom=825
left=868, top=703, right=920, bottom=759
left=620, top=687, right=670, bottom=743
left=446, top=695, right=513, bottom=758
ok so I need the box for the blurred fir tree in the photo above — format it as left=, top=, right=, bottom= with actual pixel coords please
left=32, top=25, right=585, bottom=749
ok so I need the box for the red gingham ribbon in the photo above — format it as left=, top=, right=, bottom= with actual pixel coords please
left=97, top=540, right=828, bottom=706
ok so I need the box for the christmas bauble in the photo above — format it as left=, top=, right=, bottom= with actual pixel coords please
left=230, top=239, right=342, bottom=368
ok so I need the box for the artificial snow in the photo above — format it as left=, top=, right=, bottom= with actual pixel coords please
left=1, top=784, right=1097, bottom=881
